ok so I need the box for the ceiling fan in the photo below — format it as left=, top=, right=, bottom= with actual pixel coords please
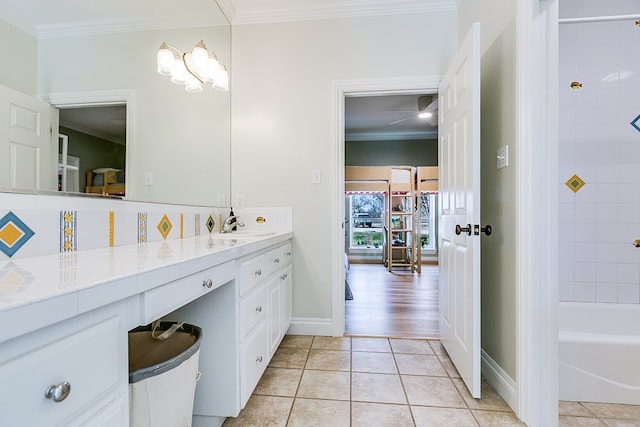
left=387, top=95, right=438, bottom=127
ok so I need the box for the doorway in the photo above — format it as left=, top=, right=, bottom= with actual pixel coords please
left=342, top=90, right=440, bottom=338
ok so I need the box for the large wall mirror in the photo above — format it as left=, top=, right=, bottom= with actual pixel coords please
left=0, top=0, right=231, bottom=207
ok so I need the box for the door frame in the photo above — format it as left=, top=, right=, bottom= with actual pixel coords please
left=41, top=89, right=135, bottom=197
left=330, top=75, right=441, bottom=337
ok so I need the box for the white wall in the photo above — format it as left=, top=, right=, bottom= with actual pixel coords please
left=0, top=20, right=37, bottom=95
left=231, top=12, right=457, bottom=322
left=37, top=27, right=230, bottom=206
left=459, top=0, right=518, bottom=379
left=558, top=2, right=640, bottom=304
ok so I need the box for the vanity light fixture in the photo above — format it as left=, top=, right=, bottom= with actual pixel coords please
left=156, top=40, right=229, bottom=92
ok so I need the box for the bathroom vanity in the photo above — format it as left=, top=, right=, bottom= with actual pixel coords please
left=0, top=231, right=293, bottom=426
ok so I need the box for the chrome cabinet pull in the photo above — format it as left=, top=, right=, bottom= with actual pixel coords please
left=273, top=258, right=280, bottom=264
left=202, top=279, right=213, bottom=289
left=254, top=269, right=262, bottom=276
left=255, top=305, right=263, bottom=313
left=256, top=355, right=263, bottom=363
left=45, top=382, right=71, bottom=403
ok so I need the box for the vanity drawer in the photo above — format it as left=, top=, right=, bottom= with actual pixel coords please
left=240, top=321, right=268, bottom=408
left=239, top=254, right=266, bottom=297
left=239, top=285, right=267, bottom=339
left=142, top=261, right=235, bottom=324
left=0, top=316, right=124, bottom=427
left=265, top=244, right=291, bottom=277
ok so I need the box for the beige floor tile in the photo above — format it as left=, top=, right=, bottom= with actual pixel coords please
left=581, top=403, right=640, bottom=420
left=560, top=401, right=597, bottom=417
left=428, top=339, right=449, bottom=357
left=602, top=419, right=640, bottom=427
left=439, top=354, right=462, bottom=378
left=395, top=353, right=447, bottom=376
left=559, top=416, right=607, bottom=426
left=351, top=372, right=407, bottom=404
left=452, top=378, right=511, bottom=411
left=401, top=375, right=466, bottom=408
left=253, top=367, right=302, bottom=397
left=352, top=351, right=398, bottom=374
left=311, top=336, right=351, bottom=350
left=222, top=395, right=292, bottom=427
left=352, top=337, right=391, bottom=352
left=390, top=338, right=433, bottom=354
left=473, top=409, right=527, bottom=426
left=351, top=402, right=413, bottom=427
left=305, top=349, right=350, bottom=371
left=288, top=398, right=350, bottom=427
left=280, top=335, right=314, bottom=349
left=412, top=406, right=479, bottom=427
left=269, top=347, right=309, bottom=369
left=296, top=370, right=351, bottom=400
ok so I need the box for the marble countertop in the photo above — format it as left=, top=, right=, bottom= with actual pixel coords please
left=0, top=231, right=292, bottom=343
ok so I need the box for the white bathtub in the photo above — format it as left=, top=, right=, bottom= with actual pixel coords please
left=559, top=302, right=640, bottom=405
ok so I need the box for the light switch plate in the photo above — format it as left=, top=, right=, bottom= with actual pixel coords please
left=497, top=145, right=509, bottom=169
left=311, top=170, right=321, bottom=184
left=235, top=193, right=245, bottom=209
left=144, top=172, right=153, bottom=185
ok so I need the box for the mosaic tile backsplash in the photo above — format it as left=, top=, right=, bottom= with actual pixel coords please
left=559, top=17, right=640, bottom=304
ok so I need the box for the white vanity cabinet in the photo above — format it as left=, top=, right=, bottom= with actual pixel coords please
left=0, top=299, right=133, bottom=427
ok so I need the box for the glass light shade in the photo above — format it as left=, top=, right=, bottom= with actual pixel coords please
left=207, top=54, right=220, bottom=82
left=171, top=57, right=187, bottom=85
left=418, top=112, right=433, bottom=119
left=185, top=73, right=203, bottom=92
left=212, top=65, right=229, bottom=91
left=157, top=43, right=175, bottom=76
left=190, top=41, right=209, bottom=80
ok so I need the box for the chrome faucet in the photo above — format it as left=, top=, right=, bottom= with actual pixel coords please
left=222, top=212, right=245, bottom=233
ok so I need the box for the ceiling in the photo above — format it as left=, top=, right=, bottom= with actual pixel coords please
left=1, top=0, right=447, bottom=143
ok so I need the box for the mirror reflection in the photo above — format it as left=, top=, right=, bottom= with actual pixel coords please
left=0, top=0, right=231, bottom=207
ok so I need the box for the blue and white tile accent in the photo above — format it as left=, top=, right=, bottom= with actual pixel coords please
left=138, top=213, right=147, bottom=243
left=60, top=211, right=77, bottom=252
left=0, top=211, right=35, bottom=258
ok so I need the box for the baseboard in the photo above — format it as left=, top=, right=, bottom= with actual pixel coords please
left=287, top=317, right=334, bottom=336
left=481, top=348, right=519, bottom=414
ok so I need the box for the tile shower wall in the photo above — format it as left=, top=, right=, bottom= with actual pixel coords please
left=559, top=17, right=640, bottom=304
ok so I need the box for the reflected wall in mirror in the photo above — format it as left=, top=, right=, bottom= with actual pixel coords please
left=0, top=0, right=231, bottom=207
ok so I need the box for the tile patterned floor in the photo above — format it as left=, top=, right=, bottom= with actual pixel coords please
left=223, top=335, right=640, bottom=426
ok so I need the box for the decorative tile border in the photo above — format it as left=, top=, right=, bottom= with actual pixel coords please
left=157, top=214, right=173, bottom=240
left=630, top=114, right=640, bottom=133
left=138, top=213, right=147, bottom=243
left=109, top=211, right=115, bottom=247
left=206, top=215, right=215, bottom=234
left=0, top=211, right=35, bottom=258
left=195, top=214, right=201, bottom=236
left=60, top=211, right=77, bottom=252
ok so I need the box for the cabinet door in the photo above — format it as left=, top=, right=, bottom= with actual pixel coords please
left=268, top=275, right=282, bottom=356
left=281, top=265, right=293, bottom=333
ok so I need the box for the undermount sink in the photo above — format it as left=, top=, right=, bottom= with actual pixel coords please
left=213, top=230, right=277, bottom=239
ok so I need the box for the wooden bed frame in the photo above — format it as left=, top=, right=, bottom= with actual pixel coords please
left=85, top=170, right=125, bottom=196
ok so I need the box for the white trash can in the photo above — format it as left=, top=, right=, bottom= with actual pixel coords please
left=128, top=322, right=202, bottom=427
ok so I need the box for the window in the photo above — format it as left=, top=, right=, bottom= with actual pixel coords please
left=419, top=193, right=437, bottom=251
left=347, top=193, right=384, bottom=250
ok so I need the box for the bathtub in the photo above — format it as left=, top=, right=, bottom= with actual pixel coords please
left=559, top=302, right=640, bottom=405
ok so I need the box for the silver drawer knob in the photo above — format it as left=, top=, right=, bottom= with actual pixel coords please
left=256, top=356, right=263, bottom=363
left=45, top=382, right=71, bottom=403
left=254, top=269, right=262, bottom=276
left=202, top=279, right=213, bottom=289
left=256, top=305, right=263, bottom=313
left=274, top=258, right=280, bottom=264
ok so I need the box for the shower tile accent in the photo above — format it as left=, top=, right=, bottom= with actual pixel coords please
left=60, top=211, right=77, bottom=252
left=138, top=213, right=147, bottom=243
left=0, top=212, right=35, bottom=258
left=565, top=174, right=585, bottom=193
left=157, top=214, right=173, bottom=240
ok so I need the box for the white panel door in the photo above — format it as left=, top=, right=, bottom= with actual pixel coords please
left=0, top=85, right=55, bottom=191
left=438, top=23, right=482, bottom=398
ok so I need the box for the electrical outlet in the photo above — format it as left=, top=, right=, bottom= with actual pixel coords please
left=144, top=172, right=153, bottom=185
left=311, top=169, right=321, bottom=184
left=235, top=194, right=245, bottom=209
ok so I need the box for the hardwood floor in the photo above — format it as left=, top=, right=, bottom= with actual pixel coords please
left=344, top=262, right=439, bottom=339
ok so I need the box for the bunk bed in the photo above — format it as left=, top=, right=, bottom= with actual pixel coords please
left=85, top=168, right=125, bottom=196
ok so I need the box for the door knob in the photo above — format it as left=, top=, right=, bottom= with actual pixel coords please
left=481, top=225, right=492, bottom=236
left=455, top=224, right=472, bottom=236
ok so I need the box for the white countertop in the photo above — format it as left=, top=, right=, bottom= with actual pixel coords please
left=0, top=231, right=292, bottom=343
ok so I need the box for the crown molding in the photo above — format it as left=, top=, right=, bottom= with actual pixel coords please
left=36, top=15, right=228, bottom=40
left=230, top=0, right=458, bottom=25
